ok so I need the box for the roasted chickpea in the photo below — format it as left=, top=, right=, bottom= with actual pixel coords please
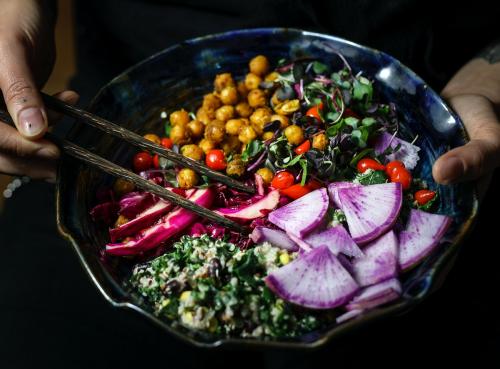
left=219, top=86, right=239, bottom=105
left=262, top=131, right=274, bottom=141
left=244, top=73, right=262, bottom=90
left=177, top=168, right=199, bottom=189
left=271, top=90, right=283, bottom=107
left=225, top=119, right=245, bottom=135
left=238, top=125, right=257, bottom=144
left=187, top=119, right=204, bottom=138
left=202, top=93, right=222, bottom=111
left=312, top=133, right=328, bottom=151
left=114, top=214, right=129, bottom=228
left=170, top=124, right=191, bottom=145
left=250, top=107, right=272, bottom=135
left=196, top=107, right=215, bottom=125
left=215, top=105, right=235, bottom=122
left=204, top=120, right=226, bottom=143
left=256, top=167, right=274, bottom=184
left=220, top=135, right=241, bottom=155
left=274, top=99, right=300, bottom=116
left=143, top=133, right=161, bottom=145
left=214, top=72, right=235, bottom=92
left=284, top=125, right=304, bottom=145
left=249, top=55, right=270, bottom=77
left=237, top=80, right=248, bottom=98
left=181, top=144, right=204, bottom=161
left=270, top=114, right=290, bottom=129
left=113, top=178, right=135, bottom=197
left=170, top=109, right=190, bottom=126
left=198, top=138, right=216, bottom=154
left=265, top=72, right=280, bottom=82
left=235, top=102, right=253, bottom=118
left=226, top=155, right=246, bottom=177
left=247, top=89, right=267, bottom=108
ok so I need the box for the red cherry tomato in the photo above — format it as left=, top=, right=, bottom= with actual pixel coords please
left=160, top=137, right=174, bottom=149
left=280, top=183, right=311, bottom=199
left=133, top=152, right=153, bottom=172
left=205, top=149, right=227, bottom=171
left=153, top=154, right=160, bottom=169
left=307, top=179, right=322, bottom=190
left=294, top=140, right=311, bottom=155
left=415, top=189, right=436, bottom=206
left=271, top=171, right=295, bottom=190
left=306, top=102, right=324, bottom=120
left=385, top=160, right=405, bottom=177
left=390, top=167, right=412, bottom=190
left=356, top=158, right=386, bottom=173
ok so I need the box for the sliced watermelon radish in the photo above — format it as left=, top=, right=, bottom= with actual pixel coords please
left=265, top=245, right=359, bottom=309
left=337, top=182, right=402, bottom=244
left=336, top=309, right=363, bottom=324
left=216, top=189, right=279, bottom=221
left=287, top=232, right=313, bottom=253
left=268, top=188, right=329, bottom=238
left=250, top=227, right=298, bottom=251
left=327, top=181, right=360, bottom=208
left=398, top=209, right=452, bottom=271
left=352, top=230, right=398, bottom=286
left=346, top=277, right=401, bottom=311
left=373, top=132, right=420, bottom=170
left=299, top=225, right=364, bottom=258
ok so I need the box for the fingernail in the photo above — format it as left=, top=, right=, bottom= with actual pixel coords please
left=440, top=156, right=464, bottom=183
left=18, top=107, right=46, bottom=137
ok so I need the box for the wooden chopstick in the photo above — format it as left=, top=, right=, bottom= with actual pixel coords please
left=41, top=93, right=255, bottom=194
left=0, top=109, right=248, bottom=233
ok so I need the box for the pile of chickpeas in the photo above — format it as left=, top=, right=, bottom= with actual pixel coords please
left=139, top=55, right=327, bottom=190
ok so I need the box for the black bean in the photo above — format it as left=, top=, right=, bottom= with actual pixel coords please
left=162, top=279, right=181, bottom=295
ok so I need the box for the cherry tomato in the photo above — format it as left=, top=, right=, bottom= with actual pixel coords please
left=307, top=179, right=322, bottom=190
left=390, top=167, right=412, bottom=190
left=356, top=158, right=386, bottom=173
left=294, top=140, right=311, bottom=155
left=160, top=137, right=174, bottom=149
left=415, top=189, right=436, bottom=206
left=385, top=160, right=405, bottom=177
left=343, top=108, right=360, bottom=119
left=153, top=154, right=160, bottom=169
left=280, top=183, right=311, bottom=199
left=205, top=149, right=227, bottom=171
left=306, top=102, right=324, bottom=120
left=271, top=171, right=295, bottom=190
left=133, top=152, right=153, bottom=172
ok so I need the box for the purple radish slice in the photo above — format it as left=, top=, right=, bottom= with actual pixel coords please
left=250, top=227, right=299, bottom=251
left=346, top=278, right=402, bottom=311
left=398, top=209, right=452, bottom=271
left=373, top=132, right=420, bottom=170
left=287, top=233, right=313, bottom=252
left=352, top=230, right=398, bottom=287
left=265, top=245, right=359, bottom=309
left=336, top=309, right=363, bottom=324
left=327, top=181, right=360, bottom=208
left=268, top=188, right=329, bottom=238
left=216, top=190, right=279, bottom=221
left=299, top=224, right=364, bottom=258
left=106, top=188, right=214, bottom=256
left=337, top=182, right=402, bottom=244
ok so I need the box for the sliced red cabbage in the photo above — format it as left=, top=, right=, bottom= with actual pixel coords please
left=336, top=309, right=363, bottom=324
left=299, top=225, right=364, bottom=258
left=109, top=199, right=174, bottom=242
left=337, top=182, right=402, bottom=244
left=352, top=230, right=398, bottom=287
left=373, top=132, right=420, bottom=170
left=216, top=190, right=280, bottom=221
left=265, top=245, right=359, bottom=309
left=90, top=201, right=119, bottom=225
left=106, top=188, right=214, bottom=256
left=346, top=278, right=401, bottom=311
left=250, top=227, right=299, bottom=251
left=327, top=181, right=360, bottom=208
left=268, top=188, right=329, bottom=238
left=398, top=209, right=452, bottom=271
left=118, top=192, right=154, bottom=219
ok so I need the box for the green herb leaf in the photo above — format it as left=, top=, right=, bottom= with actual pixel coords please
left=241, top=140, right=264, bottom=162
left=355, top=170, right=387, bottom=185
left=344, top=117, right=359, bottom=128
left=361, top=117, right=377, bottom=127
left=312, top=61, right=328, bottom=74
left=349, top=148, right=375, bottom=167
left=164, top=122, right=172, bottom=136
left=299, top=159, right=308, bottom=186
left=353, top=77, right=373, bottom=102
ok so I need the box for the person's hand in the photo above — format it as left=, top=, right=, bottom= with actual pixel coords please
left=433, top=56, right=500, bottom=195
left=0, top=0, right=78, bottom=181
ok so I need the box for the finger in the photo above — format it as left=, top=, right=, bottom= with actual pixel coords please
left=0, top=39, right=47, bottom=139
left=0, top=121, right=59, bottom=160
left=0, top=152, right=57, bottom=181
left=46, top=90, right=79, bottom=124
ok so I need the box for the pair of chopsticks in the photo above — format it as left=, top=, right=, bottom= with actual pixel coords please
left=0, top=92, right=252, bottom=233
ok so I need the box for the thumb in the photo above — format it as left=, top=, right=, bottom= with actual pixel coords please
left=0, top=40, right=48, bottom=140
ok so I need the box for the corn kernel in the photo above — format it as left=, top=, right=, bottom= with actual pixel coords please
left=279, top=253, right=290, bottom=265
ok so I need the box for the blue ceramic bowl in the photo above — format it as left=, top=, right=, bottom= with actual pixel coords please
left=56, top=28, right=478, bottom=349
